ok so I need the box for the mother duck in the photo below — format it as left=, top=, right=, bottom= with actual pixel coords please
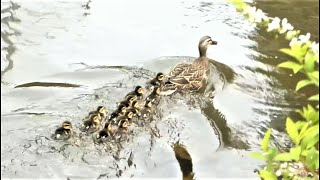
left=160, top=35, right=235, bottom=96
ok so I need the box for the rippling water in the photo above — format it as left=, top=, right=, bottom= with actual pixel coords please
left=1, top=0, right=318, bottom=179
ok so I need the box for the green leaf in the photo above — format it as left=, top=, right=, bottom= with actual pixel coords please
left=295, top=121, right=307, bottom=130
left=250, top=152, right=265, bottom=160
left=304, top=50, right=317, bottom=72
left=296, top=79, right=313, bottom=91
left=301, top=44, right=309, bottom=56
left=278, top=61, right=303, bottom=74
left=274, top=152, right=293, bottom=161
left=261, top=129, right=271, bottom=152
left=280, top=48, right=304, bottom=62
left=259, top=170, right=277, bottom=180
left=308, top=71, right=319, bottom=87
left=290, top=146, right=301, bottom=161
left=299, top=123, right=309, bottom=141
left=268, top=148, right=279, bottom=160
left=305, top=147, right=319, bottom=171
left=308, top=94, right=319, bottom=101
left=306, top=134, right=319, bottom=150
left=301, top=126, right=319, bottom=150
left=286, top=117, right=299, bottom=144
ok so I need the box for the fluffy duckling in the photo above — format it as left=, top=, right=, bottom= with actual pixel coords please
left=125, top=86, right=144, bottom=100
left=122, top=111, right=134, bottom=122
left=96, top=121, right=117, bottom=139
left=54, top=121, right=73, bottom=140
left=146, top=86, right=161, bottom=103
left=148, top=72, right=165, bottom=88
left=113, top=104, right=127, bottom=116
left=88, top=106, right=107, bottom=120
left=126, top=106, right=141, bottom=117
left=117, top=118, right=130, bottom=134
left=140, top=100, right=153, bottom=118
left=82, top=113, right=102, bottom=133
left=108, top=112, right=119, bottom=122
left=97, top=128, right=109, bottom=140
left=125, top=100, right=142, bottom=116
left=119, top=94, right=136, bottom=108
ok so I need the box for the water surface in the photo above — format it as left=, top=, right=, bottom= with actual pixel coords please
left=1, top=0, right=318, bottom=179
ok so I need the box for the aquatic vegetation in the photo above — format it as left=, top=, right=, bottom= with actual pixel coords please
left=228, top=0, right=319, bottom=179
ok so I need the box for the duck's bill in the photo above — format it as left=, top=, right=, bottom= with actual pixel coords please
left=211, top=40, right=218, bottom=45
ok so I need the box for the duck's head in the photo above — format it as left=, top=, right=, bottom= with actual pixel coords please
left=198, top=36, right=217, bottom=57
left=62, top=121, right=72, bottom=130
left=97, top=106, right=107, bottom=115
left=92, top=114, right=101, bottom=124
left=106, top=121, right=118, bottom=133
left=135, top=86, right=144, bottom=95
left=132, top=100, right=140, bottom=109
left=125, top=111, right=134, bottom=119
left=125, top=95, right=137, bottom=103
left=156, top=73, right=165, bottom=81
left=145, top=100, right=152, bottom=108
left=119, top=119, right=129, bottom=128
left=109, top=112, right=118, bottom=120
left=118, top=104, right=127, bottom=113
left=153, top=86, right=161, bottom=95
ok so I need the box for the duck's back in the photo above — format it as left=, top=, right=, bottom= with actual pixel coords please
left=168, top=63, right=191, bottom=78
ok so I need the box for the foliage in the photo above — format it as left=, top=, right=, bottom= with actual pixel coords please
left=228, top=0, right=319, bottom=179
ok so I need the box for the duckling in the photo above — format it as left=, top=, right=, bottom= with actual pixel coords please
left=96, top=121, right=115, bottom=139
left=88, top=106, right=107, bottom=120
left=124, top=111, right=134, bottom=122
left=126, top=106, right=141, bottom=117
left=149, top=72, right=164, bottom=86
left=125, top=86, right=144, bottom=100
left=82, top=113, right=102, bottom=133
left=106, top=120, right=119, bottom=137
left=131, top=100, right=142, bottom=110
left=140, top=100, right=153, bottom=118
left=108, top=112, right=119, bottom=122
left=113, top=104, right=127, bottom=116
left=160, top=36, right=235, bottom=96
left=54, top=121, right=73, bottom=140
left=117, top=118, right=130, bottom=134
left=119, top=95, right=137, bottom=108
left=146, top=86, right=161, bottom=104
left=97, top=128, right=109, bottom=140
left=147, top=72, right=165, bottom=89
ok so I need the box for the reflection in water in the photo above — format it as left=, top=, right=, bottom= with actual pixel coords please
left=15, top=82, right=82, bottom=88
left=1, top=0, right=19, bottom=80
left=173, top=142, right=194, bottom=180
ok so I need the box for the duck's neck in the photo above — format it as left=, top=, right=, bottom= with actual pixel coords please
left=199, top=46, right=207, bottom=58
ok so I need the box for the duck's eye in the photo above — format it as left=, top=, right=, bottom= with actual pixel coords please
left=122, top=107, right=126, bottom=112
left=129, top=98, right=134, bottom=102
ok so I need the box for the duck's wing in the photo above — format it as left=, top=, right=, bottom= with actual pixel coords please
left=169, top=65, right=208, bottom=86
left=168, top=63, right=191, bottom=78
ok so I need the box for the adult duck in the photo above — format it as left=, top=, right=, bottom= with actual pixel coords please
left=160, top=35, right=235, bottom=96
